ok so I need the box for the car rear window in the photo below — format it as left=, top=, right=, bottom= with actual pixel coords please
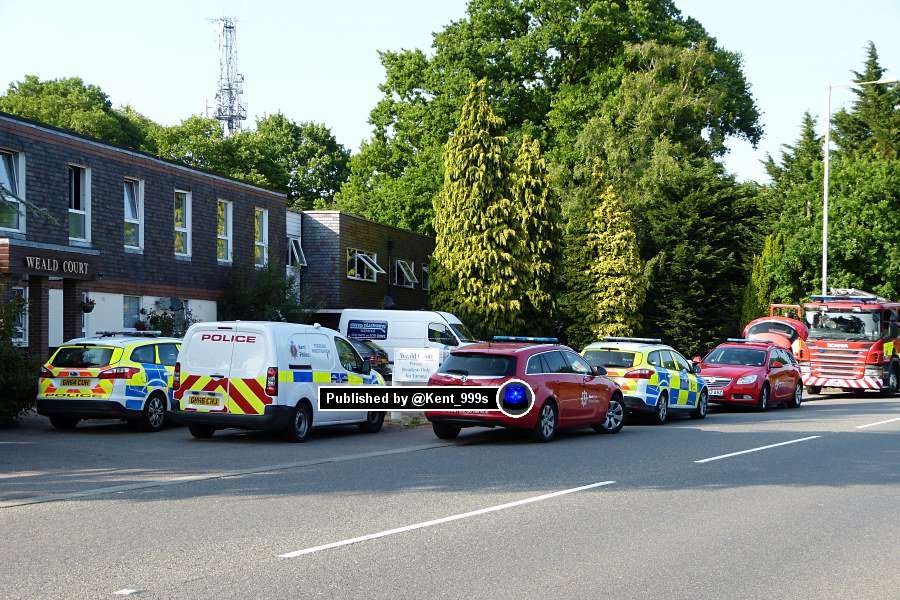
left=583, top=349, right=638, bottom=368
left=51, top=346, right=114, bottom=368
left=438, top=353, right=516, bottom=377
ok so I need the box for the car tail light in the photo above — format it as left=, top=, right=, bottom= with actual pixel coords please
left=98, top=366, right=140, bottom=380
left=39, top=366, right=53, bottom=379
left=173, top=362, right=181, bottom=390
left=624, top=368, right=653, bottom=379
left=265, top=366, right=278, bottom=397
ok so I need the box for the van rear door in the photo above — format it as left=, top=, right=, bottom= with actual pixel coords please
left=226, top=327, right=274, bottom=415
left=178, top=327, right=236, bottom=412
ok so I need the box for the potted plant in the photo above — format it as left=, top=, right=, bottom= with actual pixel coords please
left=80, top=297, right=96, bottom=313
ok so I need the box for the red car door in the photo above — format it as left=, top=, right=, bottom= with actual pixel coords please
left=563, top=350, right=604, bottom=423
left=542, top=350, right=584, bottom=425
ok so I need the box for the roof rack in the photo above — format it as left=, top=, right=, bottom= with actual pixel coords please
left=602, top=336, right=663, bottom=344
left=726, top=338, right=772, bottom=345
left=97, top=330, right=162, bottom=338
left=492, top=336, right=559, bottom=344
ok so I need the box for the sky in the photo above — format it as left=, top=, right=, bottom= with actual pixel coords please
left=1, top=0, right=898, bottom=183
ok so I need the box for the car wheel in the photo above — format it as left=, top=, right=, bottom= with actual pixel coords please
left=880, top=367, right=898, bottom=398
left=788, top=383, right=803, bottom=408
left=690, top=389, right=708, bottom=419
left=358, top=411, right=385, bottom=433
left=757, top=384, right=770, bottom=411
left=532, top=400, right=558, bottom=443
left=139, top=393, right=167, bottom=432
left=188, top=424, right=215, bottom=439
left=285, top=401, right=312, bottom=443
left=652, top=392, right=668, bottom=425
left=432, top=422, right=461, bottom=440
left=594, top=395, right=624, bottom=434
left=49, top=416, right=80, bottom=431
left=806, top=385, right=822, bottom=396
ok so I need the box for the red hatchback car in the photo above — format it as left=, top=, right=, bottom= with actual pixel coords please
left=696, top=339, right=803, bottom=410
left=426, top=338, right=625, bottom=442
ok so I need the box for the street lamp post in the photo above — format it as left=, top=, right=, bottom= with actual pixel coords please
left=821, top=77, right=898, bottom=295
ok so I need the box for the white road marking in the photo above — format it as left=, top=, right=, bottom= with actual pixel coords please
left=856, top=416, right=900, bottom=429
left=279, top=480, right=616, bottom=558
left=694, top=436, right=822, bottom=464
left=113, top=589, right=142, bottom=596
left=0, top=442, right=454, bottom=509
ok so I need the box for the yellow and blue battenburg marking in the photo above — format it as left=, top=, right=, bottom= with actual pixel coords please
left=278, top=369, right=382, bottom=385
left=124, top=362, right=170, bottom=410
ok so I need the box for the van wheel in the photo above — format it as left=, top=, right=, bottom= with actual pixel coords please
left=188, top=425, right=215, bottom=439
left=880, top=366, right=898, bottom=397
left=432, top=422, right=461, bottom=440
left=286, top=401, right=312, bottom=443
left=139, top=393, right=167, bottom=432
left=358, top=411, right=385, bottom=433
left=50, top=416, right=80, bottom=431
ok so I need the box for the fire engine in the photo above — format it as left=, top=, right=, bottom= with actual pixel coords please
left=746, top=290, right=899, bottom=396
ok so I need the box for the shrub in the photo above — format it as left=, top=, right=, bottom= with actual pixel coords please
left=218, top=263, right=321, bottom=323
left=0, top=295, right=39, bottom=426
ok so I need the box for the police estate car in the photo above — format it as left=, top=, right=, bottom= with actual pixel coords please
left=37, top=332, right=181, bottom=432
left=582, top=337, right=708, bottom=424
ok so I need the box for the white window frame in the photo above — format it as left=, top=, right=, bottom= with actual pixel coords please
left=123, top=178, right=144, bottom=250
left=346, top=248, right=385, bottom=282
left=68, top=164, right=91, bottom=243
left=287, top=236, right=307, bottom=268
left=254, top=207, right=269, bottom=267
left=217, top=199, right=233, bottom=263
left=421, top=265, right=430, bottom=291
left=11, top=286, right=28, bottom=346
left=393, top=258, right=419, bottom=288
left=174, top=189, right=192, bottom=257
left=0, top=150, right=26, bottom=234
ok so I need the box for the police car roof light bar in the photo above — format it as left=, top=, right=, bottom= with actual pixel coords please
left=97, top=330, right=162, bottom=338
left=492, top=336, right=559, bottom=343
left=602, top=336, right=663, bottom=344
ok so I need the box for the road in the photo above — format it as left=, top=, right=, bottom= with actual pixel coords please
left=1, top=393, right=898, bottom=599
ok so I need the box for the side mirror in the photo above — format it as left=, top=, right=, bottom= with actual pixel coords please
left=692, top=356, right=702, bottom=364
left=691, top=363, right=701, bottom=375
left=770, top=360, right=784, bottom=369
left=592, top=365, right=607, bottom=377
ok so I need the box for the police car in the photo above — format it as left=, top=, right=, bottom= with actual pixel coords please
left=37, top=331, right=181, bottom=432
left=581, top=337, right=708, bottom=424
left=171, top=321, right=385, bottom=442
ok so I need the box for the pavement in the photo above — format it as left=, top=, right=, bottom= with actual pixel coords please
left=1, top=392, right=898, bottom=599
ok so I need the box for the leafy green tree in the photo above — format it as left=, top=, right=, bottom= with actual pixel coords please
left=218, top=263, right=321, bottom=323
left=558, top=169, right=645, bottom=349
left=147, top=116, right=232, bottom=171
left=431, top=80, right=527, bottom=337
left=740, top=232, right=786, bottom=326
left=0, top=75, right=149, bottom=149
left=511, top=135, right=559, bottom=329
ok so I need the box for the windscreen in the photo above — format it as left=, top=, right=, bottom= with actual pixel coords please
left=704, top=347, right=766, bottom=367
left=51, top=346, right=114, bottom=368
left=747, top=321, right=800, bottom=342
left=583, top=349, right=638, bottom=368
left=438, top=353, right=516, bottom=377
left=449, top=323, right=478, bottom=342
left=805, top=310, right=880, bottom=341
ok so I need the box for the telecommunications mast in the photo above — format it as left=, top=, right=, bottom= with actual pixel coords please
left=212, top=17, right=246, bottom=137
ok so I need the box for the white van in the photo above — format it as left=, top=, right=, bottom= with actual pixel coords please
left=338, top=309, right=478, bottom=364
left=171, top=321, right=385, bottom=442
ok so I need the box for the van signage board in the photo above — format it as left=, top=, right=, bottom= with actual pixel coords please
left=347, top=320, right=388, bottom=341
left=393, top=347, right=442, bottom=383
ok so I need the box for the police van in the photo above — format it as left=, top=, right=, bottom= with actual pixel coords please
left=171, top=321, right=385, bottom=442
left=37, top=331, right=181, bottom=432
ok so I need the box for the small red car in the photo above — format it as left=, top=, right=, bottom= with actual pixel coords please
left=696, top=339, right=803, bottom=410
left=426, top=338, right=625, bottom=442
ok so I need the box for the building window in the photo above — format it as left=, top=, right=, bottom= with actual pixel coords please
left=68, top=165, right=90, bottom=242
left=393, top=259, right=419, bottom=288
left=422, top=265, right=430, bottom=291
left=287, top=236, right=307, bottom=268
left=123, top=178, right=143, bottom=249
left=174, top=190, right=191, bottom=257
left=254, top=207, right=269, bottom=267
left=11, top=287, right=27, bottom=346
left=123, top=295, right=141, bottom=329
left=346, top=248, right=385, bottom=282
left=217, top=199, right=233, bottom=263
left=0, top=150, right=24, bottom=232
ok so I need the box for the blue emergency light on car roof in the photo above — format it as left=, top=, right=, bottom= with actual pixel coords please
left=492, top=336, right=559, bottom=343
left=502, top=383, right=528, bottom=405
